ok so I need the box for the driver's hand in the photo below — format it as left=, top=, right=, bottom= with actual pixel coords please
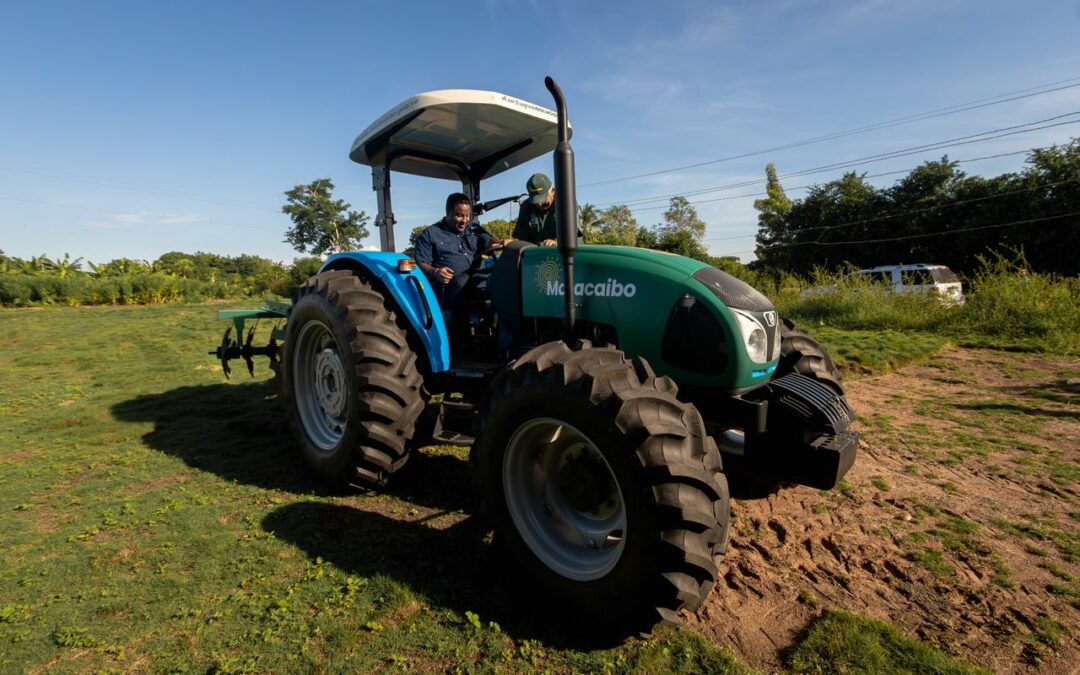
left=541, top=239, right=557, bottom=247
left=437, top=266, right=454, bottom=283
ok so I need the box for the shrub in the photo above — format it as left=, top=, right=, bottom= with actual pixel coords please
left=957, top=252, right=1080, bottom=351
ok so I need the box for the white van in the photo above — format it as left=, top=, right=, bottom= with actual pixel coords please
left=849, top=264, right=965, bottom=303
left=801, top=263, right=965, bottom=303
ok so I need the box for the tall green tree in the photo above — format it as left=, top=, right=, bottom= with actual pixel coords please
left=753, top=163, right=793, bottom=267
left=577, top=203, right=603, bottom=242
left=593, top=205, right=641, bottom=246
left=659, top=196, right=707, bottom=239
left=650, top=197, right=709, bottom=261
left=282, top=179, right=370, bottom=256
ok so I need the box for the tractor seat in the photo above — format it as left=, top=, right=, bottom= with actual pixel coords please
left=490, top=240, right=534, bottom=317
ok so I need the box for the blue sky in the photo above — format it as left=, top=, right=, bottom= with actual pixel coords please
left=2, top=0, right=1079, bottom=264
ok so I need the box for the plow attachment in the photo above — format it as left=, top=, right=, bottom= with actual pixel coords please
left=210, top=301, right=290, bottom=378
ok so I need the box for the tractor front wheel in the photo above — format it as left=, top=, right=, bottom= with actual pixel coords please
left=473, top=341, right=729, bottom=632
left=778, top=317, right=843, bottom=393
left=282, top=270, right=425, bottom=487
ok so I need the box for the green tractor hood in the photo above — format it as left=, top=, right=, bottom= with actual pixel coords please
left=513, top=245, right=781, bottom=390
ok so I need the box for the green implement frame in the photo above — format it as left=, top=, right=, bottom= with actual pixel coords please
left=212, top=300, right=291, bottom=377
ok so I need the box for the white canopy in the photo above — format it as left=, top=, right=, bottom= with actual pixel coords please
left=349, top=89, right=570, bottom=181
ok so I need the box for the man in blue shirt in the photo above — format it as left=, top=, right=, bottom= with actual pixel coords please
left=414, top=193, right=508, bottom=338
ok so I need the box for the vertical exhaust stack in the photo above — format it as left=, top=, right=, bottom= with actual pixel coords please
left=544, top=76, right=579, bottom=338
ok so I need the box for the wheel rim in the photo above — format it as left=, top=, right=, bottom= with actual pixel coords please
left=503, top=418, right=627, bottom=581
left=292, top=320, right=348, bottom=452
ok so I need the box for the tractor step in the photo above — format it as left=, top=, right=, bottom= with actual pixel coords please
left=432, top=399, right=477, bottom=446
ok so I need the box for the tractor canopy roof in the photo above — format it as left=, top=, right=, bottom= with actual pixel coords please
left=348, top=89, right=570, bottom=182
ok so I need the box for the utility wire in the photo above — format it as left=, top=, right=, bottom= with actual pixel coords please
left=633, top=149, right=1036, bottom=216
left=755, top=176, right=1080, bottom=239
left=758, top=210, right=1079, bottom=249
left=580, top=151, right=1077, bottom=248
left=675, top=158, right=1079, bottom=249
left=580, top=76, right=1080, bottom=188
left=600, top=114, right=1080, bottom=208
left=696, top=173, right=1080, bottom=244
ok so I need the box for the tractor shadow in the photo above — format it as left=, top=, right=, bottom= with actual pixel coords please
left=112, top=384, right=630, bottom=647
left=261, top=501, right=624, bottom=649
left=109, top=382, right=475, bottom=512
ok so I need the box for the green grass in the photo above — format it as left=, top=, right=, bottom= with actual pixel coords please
left=870, top=476, right=892, bottom=492
left=802, top=327, right=947, bottom=376
left=991, top=518, right=1080, bottom=563
left=776, top=255, right=1080, bottom=355
left=787, top=610, right=989, bottom=674
left=908, top=549, right=955, bottom=578
left=0, top=303, right=1019, bottom=673
left=1022, top=615, right=1070, bottom=663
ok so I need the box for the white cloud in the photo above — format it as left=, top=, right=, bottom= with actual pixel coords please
left=85, top=211, right=208, bottom=228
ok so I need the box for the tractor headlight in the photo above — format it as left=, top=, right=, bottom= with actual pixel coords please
left=732, top=309, right=768, bottom=363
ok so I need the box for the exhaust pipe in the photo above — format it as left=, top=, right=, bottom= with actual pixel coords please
left=544, top=76, right=579, bottom=338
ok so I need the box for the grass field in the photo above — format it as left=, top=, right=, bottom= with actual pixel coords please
left=1, top=303, right=1064, bottom=672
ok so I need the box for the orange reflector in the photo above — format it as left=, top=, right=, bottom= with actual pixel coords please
left=397, top=259, right=416, bottom=273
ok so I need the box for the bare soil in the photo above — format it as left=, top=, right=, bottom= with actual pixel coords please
left=688, top=347, right=1080, bottom=673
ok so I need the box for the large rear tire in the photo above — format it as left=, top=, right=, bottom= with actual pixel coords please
left=473, top=340, right=729, bottom=632
left=282, top=270, right=426, bottom=486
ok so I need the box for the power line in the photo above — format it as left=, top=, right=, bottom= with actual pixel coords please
left=764, top=177, right=1080, bottom=240
left=580, top=76, right=1080, bottom=188
left=692, top=156, right=1077, bottom=251
left=597, top=115, right=1080, bottom=209
left=759, top=210, right=1079, bottom=249
left=695, top=173, right=1080, bottom=244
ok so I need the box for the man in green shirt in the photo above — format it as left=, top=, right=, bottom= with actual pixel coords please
left=512, top=173, right=558, bottom=246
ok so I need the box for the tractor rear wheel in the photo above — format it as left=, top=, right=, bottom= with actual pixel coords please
left=473, top=340, right=729, bottom=632
left=282, top=270, right=426, bottom=487
left=778, top=317, right=843, bottom=393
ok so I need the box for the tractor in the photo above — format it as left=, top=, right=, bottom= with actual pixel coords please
left=212, top=77, right=858, bottom=632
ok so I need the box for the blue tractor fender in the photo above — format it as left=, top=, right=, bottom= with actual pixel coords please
left=320, top=252, right=451, bottom=373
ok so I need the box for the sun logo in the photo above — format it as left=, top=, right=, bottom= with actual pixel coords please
left=536, top=259, right=561, bottom=293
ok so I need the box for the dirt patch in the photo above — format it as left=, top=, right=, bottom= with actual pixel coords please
left=688, top=346, right=1080, bottom=673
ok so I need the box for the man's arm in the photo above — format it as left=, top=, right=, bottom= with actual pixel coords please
left=512, top=204, right=531, bottom=242
left=414, top=227, right=454, bottom=283
left=474, top=225, right=509, bottom=253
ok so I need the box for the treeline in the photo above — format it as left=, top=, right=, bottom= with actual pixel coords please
left=753, top=140, right=1080, bottom=277
left=0, top=251, right=322, bottom=307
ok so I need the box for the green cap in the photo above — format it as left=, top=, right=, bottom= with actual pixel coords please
left=526, top=173, right=553, bottom=206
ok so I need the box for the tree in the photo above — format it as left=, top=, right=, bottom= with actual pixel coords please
left=577, top=203, right=603, bottom=242
left=780, top=171, right=885, bottom=274
left=659, top=196, right=706, bottom=240
left=282, top=179, right=370, bottom=256
left=630, top=196, right=710, bottom=261
left=592, top=204, right=640, bottom=246
left=404, top=225, right=428, bottom=258
left=752, top=163, right=793, bottom=267
left=654, top=228, right=709, bottom=261
left=483, top=218, right=515, bottom=241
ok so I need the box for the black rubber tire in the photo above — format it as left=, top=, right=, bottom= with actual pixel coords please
left=282, top=270, right=426, bottom=486
left=473, top=340, right=729, bottom=633
left=778, top=317, right=843, bottom=394
left=723, top=318, right=845, bottom=500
